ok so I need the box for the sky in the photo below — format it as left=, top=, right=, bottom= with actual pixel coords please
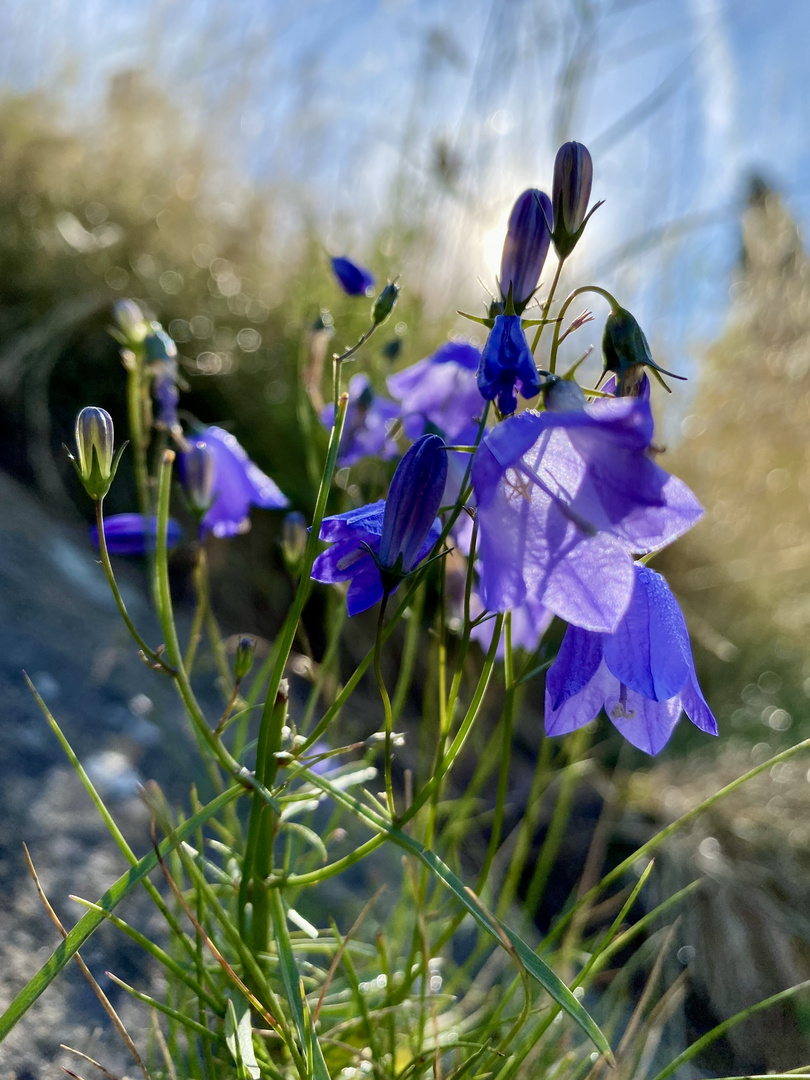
left=1, top=0, right=809, bottom=391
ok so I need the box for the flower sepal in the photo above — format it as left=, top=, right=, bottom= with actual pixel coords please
left=601, top=306, right=687, bottom=395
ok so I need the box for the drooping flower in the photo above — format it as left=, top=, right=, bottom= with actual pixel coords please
left=471, top=395, right=703, bottom=632
left=321, top=373, right=400, bottom=467
left=179, top=426, right=289, bottom=538
left=331, top=256, right=375, bottom=297
left=602, top=306, right=686, bottom=395
left=178, top=440, right=215, bottom=519
left=387, top=339, right=483, bottom=443
left=312, top=434, right=448, bottom=615
left=545, top=564, right=717, bottom=754
left=91, top=513, right=183, bottom=556
left=477, top=315, right=542, bottom=416
left=551, top=142, right=600, bottom=260
left=499, top=189, right=553, bottom=313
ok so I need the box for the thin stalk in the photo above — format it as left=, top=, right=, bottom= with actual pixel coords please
left=530, top=258, right=565, bottom=354
left=548, top=284, right=619, bottom=374
left=94, top=499, right=173, bottom=673
left=239, top=365, right=350, bottom=933
left=373, top=592, right=396, bottom=817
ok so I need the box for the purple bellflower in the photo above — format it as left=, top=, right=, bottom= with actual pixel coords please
left=312, top=434, right=448, bottom=615
left=331, top=256, right=375, bottom=297
left=499, top=189, right=553, bottom=314
left=477, top=315, right=542, bottom=416
left=471, top=395, right=703, bottom=633
left=179, top=426, right=289, bottom=539
left=91, top=513, right=182, bottom=556
left=545, top=564, right=717, bottom=754
left=387, top=340, right=482, bottom=443
left=321, top=373, right=400, bottom=467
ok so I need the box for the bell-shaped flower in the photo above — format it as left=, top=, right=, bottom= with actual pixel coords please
left=499, top=189, right=553, bottom=313
left=180, top=426, right=289, bottom=539
left=387, top=339, right=483, bottom=443
left=545, top=564, right=717, bottom=754
left=312, top=434, right=448, bottom=615
left=551, top=142, right=601, bottom=259
left=331, top=255, right=375, bottom=297
left=321, top=373, right=400, bottom=467
left=91, top=513, right=182, bottom=556
left=471, top=395, right=703, bottom=632
left=477, top=315, right=542, bottom=416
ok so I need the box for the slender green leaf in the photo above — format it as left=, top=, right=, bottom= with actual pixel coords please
left=225, top=996, right=260, bottom=1080
left=294, top=766, right=612, bottom=1062
left=0, top=785, right=242, bottom=1042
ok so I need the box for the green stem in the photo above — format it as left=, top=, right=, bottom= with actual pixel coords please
left=94, top=499, right=174, bottom=673
left=239, top=362, right=350, bottom=932
left=373, top=592, right=396, bottom=817
left=530, top=258, right=565, bottom=353
left=125, top=350, right=150, bottom=518
left=548, top=284, right=619, bottom=374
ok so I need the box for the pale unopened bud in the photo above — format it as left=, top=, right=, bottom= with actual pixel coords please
left=72, top=406, right=125, bottom=500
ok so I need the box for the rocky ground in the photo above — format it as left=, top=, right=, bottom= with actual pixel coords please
left=0, top=469, right=207, bottom=1078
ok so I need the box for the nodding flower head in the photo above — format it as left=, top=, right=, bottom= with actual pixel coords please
left=179, top=427, right=289, bottom=539
left=602, top=306, right=686, bottom=395
left=499, top=189, right=552, bottom=314
left=551, top=141, right=597, bottom=259
left=477, top=314, right=542, bottom=416
left=91, top=513, right=183, bottom=556
left=331, top=255, right=375, bottom=297
left=545, top=564, right=718, bottom=754
left=178, top=440, right=215, bottom=520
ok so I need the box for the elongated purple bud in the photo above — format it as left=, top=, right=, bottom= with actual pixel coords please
left=72, top=406, right=125, bottom=501
left=90, top=513, right=183, bottom=556
left=552, top=142, right=594, bottom=259
left=499, top=189, right=552, bottom=313
left=378, top=434, right=448, bottom=575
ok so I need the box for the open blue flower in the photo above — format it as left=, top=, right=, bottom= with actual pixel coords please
left=91, top=513, right=183, bottom=556
left=331, top=256, right=375, bottom=296
left=321, top=373, right=400, bottom=467
left=387, top=339, right=482, bottom=443
left=477, top=315, right=541, bottom=416
left=312, top=434, right=448, bottom=615
left=179, top=427, right=289, bottom=538
left=471, top=396, right=703, bottom=632
left=545, top=564, right=717, bottom=754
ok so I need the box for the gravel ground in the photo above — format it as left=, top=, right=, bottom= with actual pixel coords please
left=0, top=469, right=204, bottom=1078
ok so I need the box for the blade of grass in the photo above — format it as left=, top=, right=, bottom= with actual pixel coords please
left=0, top=784, right=241, bottom=1041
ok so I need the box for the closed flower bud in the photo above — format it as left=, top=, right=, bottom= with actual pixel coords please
left=602, top=306, right=686, bottom=395
left=281, top=510, right=308, bottom=567
left=112, top=299, right=149, bottom=344
left=552, top=142, right=600, bottom=260
left=372, top=281, right=400, bottom=325
left=71, top=406, right=125, bottom=501
left=331, top=255, right=375, bottom=297
left=178, top=441, right=215, bottom=519
left=499, top=189, right=552, bottom=313
left=234, top=636, right=256, bottom=681
left=378, top=433, right=448, bottom=580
